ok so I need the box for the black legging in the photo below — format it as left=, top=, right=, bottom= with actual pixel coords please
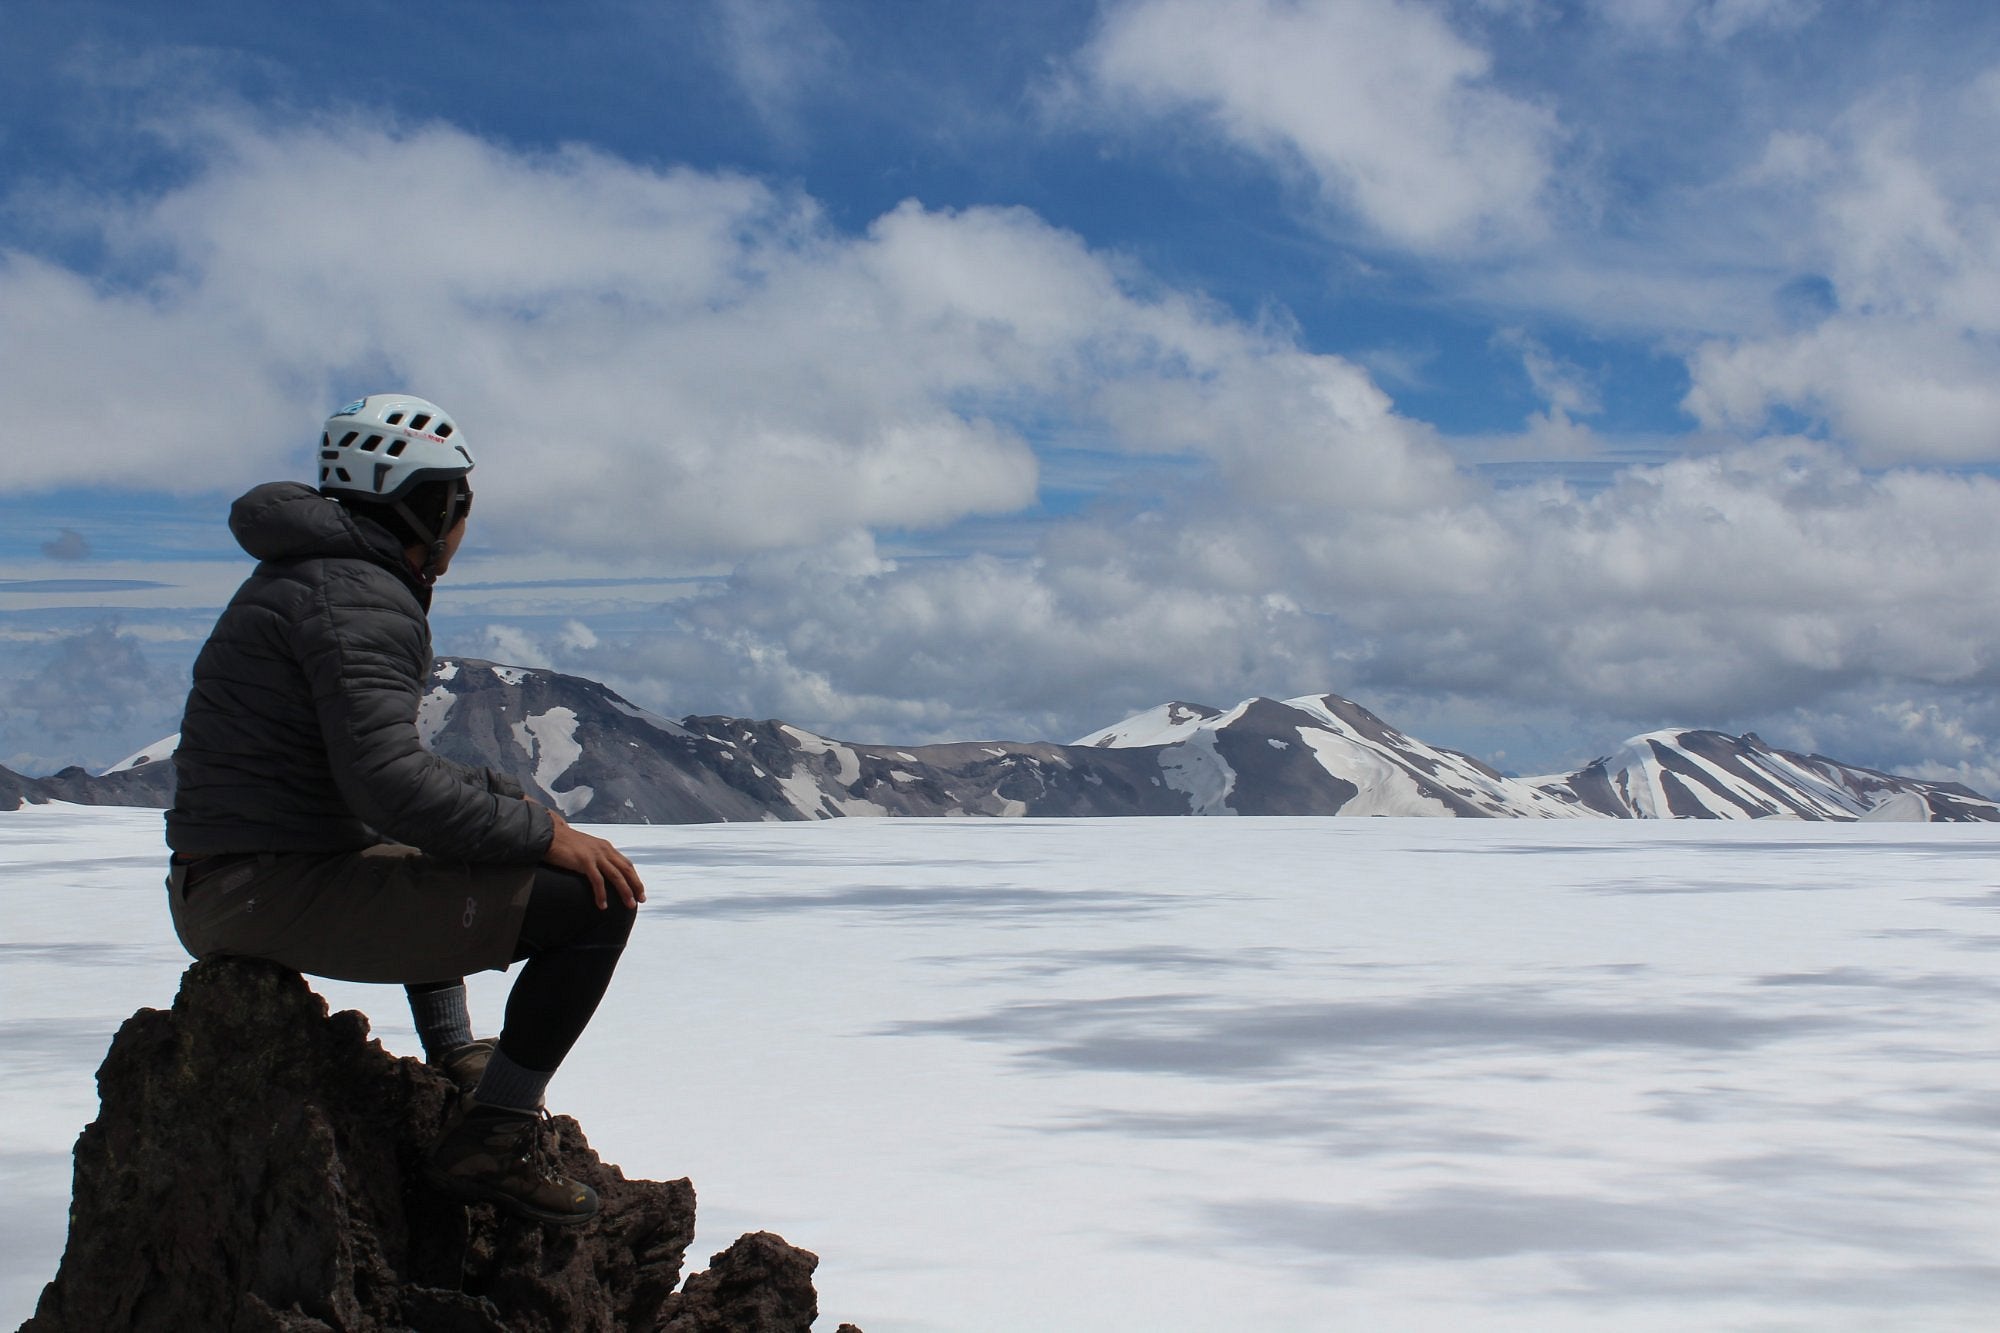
left=405, top=866, right=637, bottom=1073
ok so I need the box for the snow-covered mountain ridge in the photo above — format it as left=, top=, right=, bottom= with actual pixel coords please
left=1078, top=693, right=1998, bottom=821
left=4, top=659, right=1994, bottom=821
left=1528, top=727, right=2000, bottom=822
left=1079, top=693, right=1588, bottom=818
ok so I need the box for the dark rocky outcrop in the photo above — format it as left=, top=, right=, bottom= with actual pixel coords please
left=659, top=1234, right=862, bottom=1333
left=19, top=959, right=855, bottom=1333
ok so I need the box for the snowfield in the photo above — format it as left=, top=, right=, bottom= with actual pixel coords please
left=5, top=807, right=2000, bottom=1331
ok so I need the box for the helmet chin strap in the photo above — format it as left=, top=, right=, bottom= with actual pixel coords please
left=390, top=478, right=468, bottom=583
left=393, top=501, right=448, bottom=582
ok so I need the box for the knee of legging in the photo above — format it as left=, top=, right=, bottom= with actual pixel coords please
left=596, top=894, right=637, bottom=948
left=519, top=891, right=635, bottom=959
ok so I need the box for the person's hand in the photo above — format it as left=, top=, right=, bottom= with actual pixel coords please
left=543, top=810, right=647, bottom=910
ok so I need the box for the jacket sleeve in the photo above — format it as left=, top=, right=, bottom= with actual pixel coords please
left=301, top=566, right=554, bottom=862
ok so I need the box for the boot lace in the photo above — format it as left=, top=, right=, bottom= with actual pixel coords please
left=515, top=1108, right=568, bottom=1186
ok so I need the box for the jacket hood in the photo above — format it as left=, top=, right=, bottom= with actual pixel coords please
left=229, top=483, right=426, bottom=596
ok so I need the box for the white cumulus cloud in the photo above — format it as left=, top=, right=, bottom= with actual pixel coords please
left=0, top=111, right=1463, bottom=561
left=1073, top=0, right=1560, bottom=251
left=1681, top=82, right=2000, bottom=461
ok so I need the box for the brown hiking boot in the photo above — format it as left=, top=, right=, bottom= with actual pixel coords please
left=430, top=1037, right=497, bottom=1095
left=424, top=1102, right=599, bottom=1226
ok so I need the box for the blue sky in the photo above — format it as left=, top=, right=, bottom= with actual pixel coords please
left=5, top=0, right=2000, bottom=791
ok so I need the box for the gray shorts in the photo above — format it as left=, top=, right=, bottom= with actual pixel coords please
left=166, top=843, right=536, bottom=984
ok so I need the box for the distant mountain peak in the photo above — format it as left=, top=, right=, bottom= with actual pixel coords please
left=1528, top=726, right=1997, bottom=822
left=1075, top=701, right=1224, bottom=748
left=1081, top=690, right=1582, bottom=818
left=6, top=663, right=1993, bottom=823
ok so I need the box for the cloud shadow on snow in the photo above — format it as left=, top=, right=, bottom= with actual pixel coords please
left=1198, top=1187, right=1709, bottom=1264
left=1585, top=878, right=1857, bottom=895
left=1556, top=1252, right=2000, bottom=1314
left=1194, top=1182, right=1999, bottom=1313
left=1697, top=1146, right=1992, bottom=1198
left=1754, top=965, right=2000, bottom=996
left=1875, top=926, right=2000, bottom=952
left=1051, top=1087, right=1528, bottom=1157
left=915, top=944, right=1299, bottom=978
left=0, top=1019, right=123, bottom=1078
left=1452, top=840, right=2000, bottom=859
left=0, top=855, right=177, bottom=881
left=883, top=989, right=1835, bottom=1077
left=629, top=845, right=1035, bottom=872
left=0, top=941, right=186, bottom=968
left=653, top=882, right=1178, bottom=920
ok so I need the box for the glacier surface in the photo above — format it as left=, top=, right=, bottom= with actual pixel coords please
left=5, top=808, right=2000, bottom=1331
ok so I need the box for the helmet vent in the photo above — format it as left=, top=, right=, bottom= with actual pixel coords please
left=386, top=412, right=405, bottom=425
left=338, top=431, right=359, bottom=448
left=385, top=439, right=408, bottom=457
left=335, top=467, right=352, bottom=482
left=360, top=434, right=384, bottom=452
left=410, top=413, right=432, bottom=431
left=435, top=422, right=454, bottom=438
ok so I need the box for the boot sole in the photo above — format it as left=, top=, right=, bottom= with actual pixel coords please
left=420, top=1160, right=600, bottom=1227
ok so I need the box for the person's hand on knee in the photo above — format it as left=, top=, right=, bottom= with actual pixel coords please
left=542, top=810, right=647, bottom=910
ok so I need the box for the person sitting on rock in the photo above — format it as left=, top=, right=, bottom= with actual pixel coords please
left=164, top=392, right=646, bottom=1227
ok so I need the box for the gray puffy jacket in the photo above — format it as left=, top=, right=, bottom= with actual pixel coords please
left=166, top=482, right=553, bottom=862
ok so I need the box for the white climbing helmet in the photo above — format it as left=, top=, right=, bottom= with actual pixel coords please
left=316, top=393, right=475, bottom=501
